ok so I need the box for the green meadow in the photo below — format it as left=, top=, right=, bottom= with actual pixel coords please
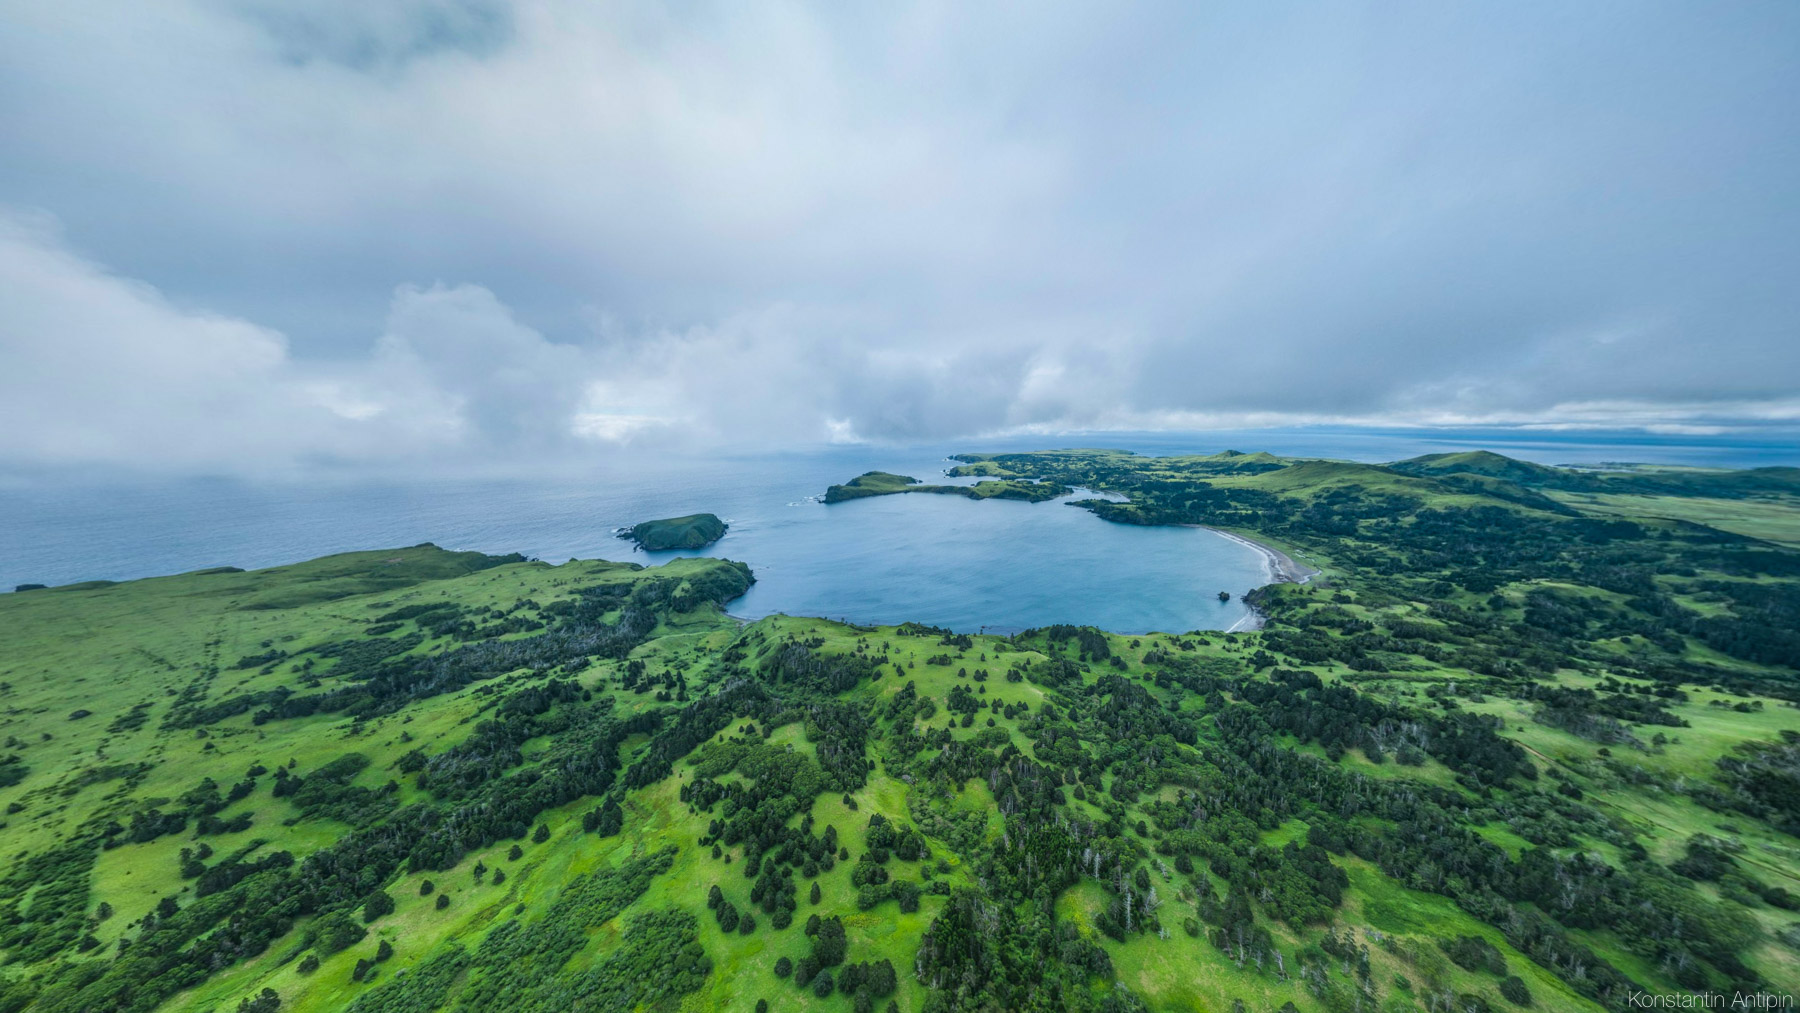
left=1546, top=491, right=1800, bottom=548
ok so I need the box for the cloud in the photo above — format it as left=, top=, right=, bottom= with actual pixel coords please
left=0, top=212, right=598, bottom=473
left=0, top=212, right=314, bottom=470
left=0, top=1, right=1796, bottom=472
left=372, top=282, right=590, bottom=448
left=2, top=208, right=1795, bottom=476
left=229, top=0, right=513, bottom=72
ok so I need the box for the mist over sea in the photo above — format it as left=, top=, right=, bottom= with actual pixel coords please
left=2, top=427, right=1793, bottom=632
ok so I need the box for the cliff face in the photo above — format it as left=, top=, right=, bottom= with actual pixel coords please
left=623, top=513, right=728, bottom=550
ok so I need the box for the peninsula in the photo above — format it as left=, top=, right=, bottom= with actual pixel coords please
left=821, top=470, right=1070, bottom=504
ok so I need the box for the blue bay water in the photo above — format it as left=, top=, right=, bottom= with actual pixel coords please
left=1, top=426, right=1793, bottom=632
left=0, top=446, right=1270, bottom=633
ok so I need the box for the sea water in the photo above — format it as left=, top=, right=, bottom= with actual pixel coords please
left=1, top=427, right=1791, bottom=632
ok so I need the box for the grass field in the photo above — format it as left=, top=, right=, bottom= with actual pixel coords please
left=1548, top=490, right=1800, bottom=547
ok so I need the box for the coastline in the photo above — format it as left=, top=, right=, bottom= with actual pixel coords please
left=1193, top=525, right=1321, bottom=585
left=1190, top=526, right=1322, bottom=633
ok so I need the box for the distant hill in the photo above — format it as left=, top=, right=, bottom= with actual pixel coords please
left=620, top=513, right=728, bottom=550
left=1392, top=451, right=1800, bottom=499
left=1388, top=450, right=1570, bottom=485
left=1209, top=449, right=1283, bottom=465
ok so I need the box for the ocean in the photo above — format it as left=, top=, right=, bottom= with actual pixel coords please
left=2, top=426, right=1793, bottom=632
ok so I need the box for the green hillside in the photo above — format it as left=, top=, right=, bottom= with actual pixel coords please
left=2, top=451, right=1798, bottom=1013
left=1388, top=451, right=1570, bottom=486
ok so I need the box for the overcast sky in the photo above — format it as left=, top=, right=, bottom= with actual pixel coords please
left=2, top=1, right=1796, bottom=475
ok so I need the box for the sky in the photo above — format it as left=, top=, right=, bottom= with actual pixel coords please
left=1, top=1, right=1797, bottom=476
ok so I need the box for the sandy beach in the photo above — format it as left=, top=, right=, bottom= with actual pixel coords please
left=1189, top=526, right=1322, bottom=632
left=1194, top=526, right=1321, bottom=585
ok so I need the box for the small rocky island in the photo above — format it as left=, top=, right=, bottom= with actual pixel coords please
left=617, top=512, right=727, bottom=550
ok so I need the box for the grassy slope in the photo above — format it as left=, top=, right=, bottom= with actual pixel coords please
left=13, top=584, right=1770, bottom=1012
left=1546, top=491, right=1800, bottom=547
left=0, top=549, right=733, bottom=1007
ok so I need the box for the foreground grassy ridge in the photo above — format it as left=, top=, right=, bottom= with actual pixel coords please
left=0, top=547, right=751, bottom=1010
left=1, top=449, right=1798, bottom=1013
